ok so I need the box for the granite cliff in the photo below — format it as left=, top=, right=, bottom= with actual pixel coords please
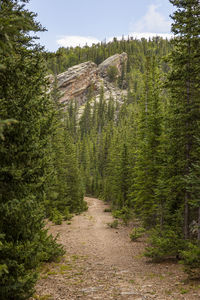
left=49, top=52, right=128, bottom=107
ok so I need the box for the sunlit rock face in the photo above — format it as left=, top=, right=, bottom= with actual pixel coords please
left=50, top=53, right=128, bottom=107
left=57, top=61, right=98, bottom=105
left=98, top=52, right=128, bottom=79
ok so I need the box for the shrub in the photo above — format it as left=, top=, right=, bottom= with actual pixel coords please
left=107, top=220, right=119, bottom=229
left=144, top=227, right=186, bottom=262
left=130, top=227, right=145, bottom=241
left=180, top=243, right=200, bottom=279
left=81, top=200, right=88, bottom=212
left=50, top=208, right=63, bottom=225
left=107, top=65, right=118, bottom=82
left=104, top=208, right=112, bottom=212
left=0, top=230, right=65, bottom=300
left=63, top=207, right=73, bottom=221
left=112, top=207, right=132, bottom=225
left=35, top=229, right=65, bottom=263
left=74, top=199, right=88, bottom=214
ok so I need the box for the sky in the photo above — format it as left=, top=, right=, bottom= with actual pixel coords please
left=26, top=0, right=175, bottom=52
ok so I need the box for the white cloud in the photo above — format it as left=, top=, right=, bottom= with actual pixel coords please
left=57, top=35, right=100, bottom=48
left=56, top=6, right=172, bottom=49
left=131, top=4, right=171, bottom=33
left=57, top=32, right=172, bottom=49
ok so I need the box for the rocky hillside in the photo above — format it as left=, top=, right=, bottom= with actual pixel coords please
left=49, top=53, right=128, bottom=108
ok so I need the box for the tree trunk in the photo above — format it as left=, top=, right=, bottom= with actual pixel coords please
left=184, top=194, right=189, bottom=239
left=198, top=206, right=200, bottom=241
left=184, top=38, right=191, bottom=240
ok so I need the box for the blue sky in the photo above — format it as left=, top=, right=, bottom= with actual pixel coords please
left=26, top=0, right=175, bottom=52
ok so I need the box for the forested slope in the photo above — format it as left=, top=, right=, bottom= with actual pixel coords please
left=0, top=0, right=200, bottom=299
left=46, top=35, right=172, bottom=76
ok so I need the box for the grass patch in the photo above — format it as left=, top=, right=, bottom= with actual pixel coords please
left=33, top=295, right=52, bottom=300
left=71, top=254, right=79, bottom=261
left=74, top=272, right=83, bottom=276
left=180, top=288, right=189, bottom=294
left=46, top=270, right=57, bottom=276
left=129, top=279, right=135, bottom=284
left=60, top=264, right=72, bottom=272
left=164, top=289, right=172, bottom=296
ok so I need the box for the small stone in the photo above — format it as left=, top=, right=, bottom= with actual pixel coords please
left=121, top=291, right=140, bottom=295
left=80, top=286, right=99, bottom=293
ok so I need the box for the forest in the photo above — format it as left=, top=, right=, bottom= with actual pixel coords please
left=0, top=0, right=200, bottom=299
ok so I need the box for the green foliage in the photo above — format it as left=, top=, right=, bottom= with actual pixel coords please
left=180, top=243, right=200, bottom=279
left=166, top=0, right=200, bottom=239
left=35, top=230, right=65, bottom=263
left=63, top=207, right=73, bottom=221
left=107, top=65, right=118, bottom=82
left=0, top=119, right=18, bottom=140
left=112, top=207, right=132, bottom=225
left=0, top=230, right=64, bottom=300
left=129, top=227, right=145, bottom=241
left=46, top=37, right=172, bottom=76
left=42, top=0, right=200, bottom=281
left=130, top=55, right=162, bottom=227
left=107, top=220, right=119, bottom=229
left=45, top=97, right=85, bottom=217
left=0, top=1, right=66, bottom=298
left=81, top=200, right=88, bottom=212
left=144, top=228, right=186, bottom=262
left=0, top=263, right=8, bottom=278
left=104, top=208, right=112, bottom=212
left=50, top=208, right=63, bottom=225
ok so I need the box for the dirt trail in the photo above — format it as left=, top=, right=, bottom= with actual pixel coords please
left=32, top=197, right=200, bottom=300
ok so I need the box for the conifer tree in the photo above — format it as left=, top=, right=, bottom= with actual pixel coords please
left=0, top=1, right=64, bottom=298
left=166, top=0, right=200, bottom=238
left=145, top=0, right=200, bottom=263
left=131, top=56, right=162, bottom=226
left=79, top=101, right=92, bottom=138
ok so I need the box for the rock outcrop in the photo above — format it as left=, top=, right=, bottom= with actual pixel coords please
left=98, top=52, right=127, bottom=79
left=51, top=53, right=128, bottom=108
left=57, top=61, right=98, bottom=105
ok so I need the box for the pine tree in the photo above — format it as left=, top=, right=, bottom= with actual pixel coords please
left=0, top=1, right=64, bottom=298
left=145, top=0, right=200, bottom=263
left=167, top=0, right=200, bottom=239
left=46, top=78, right=86, bottom=219
left=131, top=56, right=162, bottom=226
left=79, top=100, right=92, bottom=138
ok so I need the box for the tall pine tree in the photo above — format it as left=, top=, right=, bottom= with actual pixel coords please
left=0, top=1, right=64, bottom=298
left=166, top=0, right=200, bottom=238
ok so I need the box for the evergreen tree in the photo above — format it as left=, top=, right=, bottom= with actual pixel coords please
left=79, top=100, right=92, bottom=138
left=145, top=0, right=200, bottom=263
left=0, top=1, right=64, bottom=298
left=166, top=0, right=200, bottom=238
left=131, top=56, right=162, bottom=226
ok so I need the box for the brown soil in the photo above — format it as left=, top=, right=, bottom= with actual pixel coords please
left=31, top=197, right=200, bottom=300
